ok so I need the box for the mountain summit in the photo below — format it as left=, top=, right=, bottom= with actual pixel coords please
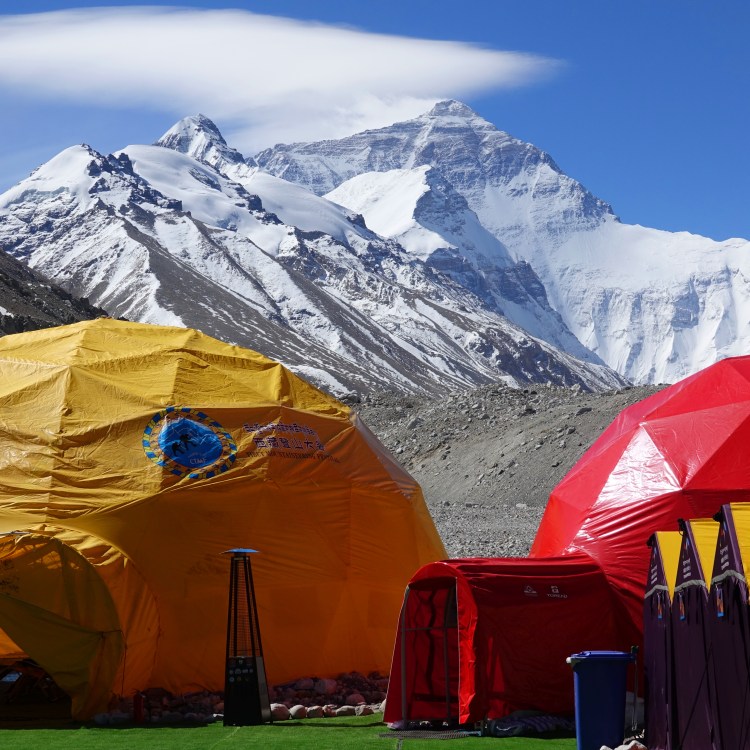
left=156, top=114, right=258, bottom=176
left=426, top=99, right=479, bottom=117
left=134, top=109, right=609, bottom=367
left=256, top=98, right=615, bottom=234
left=258, top=100, right=750, bottom=385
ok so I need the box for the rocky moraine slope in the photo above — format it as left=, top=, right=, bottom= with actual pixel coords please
left=355, top=381, right=662, bottom=558
left=0, top=249, right=106, bottom=335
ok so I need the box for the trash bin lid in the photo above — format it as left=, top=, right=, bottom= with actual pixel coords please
left=566, top=650, right=635, bottom=665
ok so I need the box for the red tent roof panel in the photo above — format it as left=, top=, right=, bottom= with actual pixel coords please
left=532, top=355, right=750, bottom=638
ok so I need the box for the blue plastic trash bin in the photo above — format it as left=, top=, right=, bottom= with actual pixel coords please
left=566, top=650, right=635, bottom=750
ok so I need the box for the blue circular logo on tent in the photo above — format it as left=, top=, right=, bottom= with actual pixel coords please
left=158, top=417, right=223, bottom=468
left=142, top=407, right=237, bottom=479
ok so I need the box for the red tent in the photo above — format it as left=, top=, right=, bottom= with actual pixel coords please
left=383, top=553, right=631, bottom=725
left=531, top=355, right=750, bottom=647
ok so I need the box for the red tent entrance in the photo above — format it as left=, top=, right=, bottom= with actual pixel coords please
left=384, top=554, right=631, bottom=725
left=396, top=578, right=460, bottom=724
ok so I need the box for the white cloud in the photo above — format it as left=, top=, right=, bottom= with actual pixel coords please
left=0, top=7, right=561, bottom=151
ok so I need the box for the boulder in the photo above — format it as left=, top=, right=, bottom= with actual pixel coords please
left=270, top=703, right=291, bottom=721
left=289, top=704, right=307, bottom=719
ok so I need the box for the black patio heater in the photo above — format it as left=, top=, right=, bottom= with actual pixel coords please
left=222, top=548, right=272, bottom=726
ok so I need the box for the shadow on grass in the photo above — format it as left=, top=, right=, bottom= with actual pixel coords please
left=0, top=695, right=79, bottom=730
left=267, top=720, right=386, bottom=729
left=13, top=717, right=388, bottom=732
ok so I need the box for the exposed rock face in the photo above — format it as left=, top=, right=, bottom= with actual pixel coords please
left=0, top=247, right=106, bottom=336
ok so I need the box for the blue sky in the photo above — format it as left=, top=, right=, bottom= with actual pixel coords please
left=0, top=1, right=748, bottom=241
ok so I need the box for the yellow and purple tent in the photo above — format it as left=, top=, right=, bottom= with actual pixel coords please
left=709, top=503, right=750, bottom=750
left=644, top=530, right=681, bottom=750
left=671, top=518, right=719, bottom=750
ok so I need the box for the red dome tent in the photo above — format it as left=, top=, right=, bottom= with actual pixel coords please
left=532, top=355, right=750, bottom=645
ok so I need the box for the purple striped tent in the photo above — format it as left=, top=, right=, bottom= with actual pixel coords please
left=671, top=518, right=719, bottom=750
left=709, top=504, right=750, bottom=750
left=644, top=531, right=681, bottom=750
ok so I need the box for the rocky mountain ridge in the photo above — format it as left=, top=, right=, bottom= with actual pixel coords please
left=3, top=99, right=748, bottom=394
left=0, top=248, right=106, bottom=336
left=0, top=119, right=624, bottom=396
left=156, top=113, right=605, bottom=367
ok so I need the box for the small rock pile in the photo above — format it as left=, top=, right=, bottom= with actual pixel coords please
left=269, top=671, right=387, bottom=720
left=95, top=688, right=224, bottom=725
left=92, top=671, right=387, bottom=725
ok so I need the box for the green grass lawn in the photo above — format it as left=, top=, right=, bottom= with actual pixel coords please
left=0, top=714, right=578, bottom=750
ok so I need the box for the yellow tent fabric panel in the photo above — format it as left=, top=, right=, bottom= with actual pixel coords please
left=0, top=319, right=447, bottom=717
left=0, top=533, right=124, bottom=718
left=41, top=527, right=160, bottom=698
left=655, top=530, right=682, bottom=598
left=0, top=628, right=24, bottom=659
left=0, top=594, right=123, bottom=718
left=688, top=518, right=719, bottom=583
left=728, top=503, right=750, bottom=577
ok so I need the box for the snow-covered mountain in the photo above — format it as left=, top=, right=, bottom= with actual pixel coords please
left=8, top=98, right=743, bottom=393
left=0, top=119, right=623, bottom=396
left=324, top=163, right=593, bottom=362
left=160, top=116, right=593, bottom=365
left=157, top=113, right=258, bottom=179
left=258, top=100, right=750, bottom=385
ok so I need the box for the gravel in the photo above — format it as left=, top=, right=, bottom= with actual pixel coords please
left=352, top=381, right=663, bottom=559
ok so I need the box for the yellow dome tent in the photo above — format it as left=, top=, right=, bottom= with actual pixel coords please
left=0, top=319, right=446, bottom=719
